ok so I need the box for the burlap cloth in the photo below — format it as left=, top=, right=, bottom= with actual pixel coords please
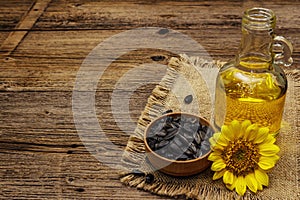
left=119, top=55, right=299, bottom=199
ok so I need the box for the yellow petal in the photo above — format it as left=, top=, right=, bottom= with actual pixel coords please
left=210, top=133, right=222, bottom=149
left=263, top=134, right=276, bottom=145
left=271, top=154, right=280, bottom=162
left=241, top=120, right=252, bottom=139
left=245, top=173, right=258, bottom=193
left=216, top=133, right=229, bottom=146
left=208, top=152, right=222, bottom=162
left=258, top=155, right=280, bottom=170
left=208, top=137, right=217, bottom=149
left=213, top=169, right=226, bottom=180
left=253, top=127, right=269, bottom=144
left=223, top=170, right=234, bottom=185
left=255, top=169, right=269, bottom=187
left=226, top=183, right=235, bottom=191
left=235, top=176, right=247, bottom=196
left=211, top=143, right=225, bottom=151
left=241, top=120, right=251, bottom=132
left=245, top=124, right=259, bottom=141
left=221, top=125, right=234, bottom=141
left=258, top=161, right=274, bottom=171
left=211, top=160, right=226, bottom=171
left=257, top=181, right=263, bottom=190
left=213, top=132, right=221, bottom=141
left=209, top=137, right=216, bottom=147
left=259, top=143, right=280, bottom=156
left=225, top=174, right=237, bottom=191
left=230, top=120, right=242, bottom=138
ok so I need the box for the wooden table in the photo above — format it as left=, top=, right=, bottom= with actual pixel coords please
left=0, top=0, right=299, bottom=199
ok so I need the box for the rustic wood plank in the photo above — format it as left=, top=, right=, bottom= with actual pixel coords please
left=34, top=0, right=300, bottom=30
left=0, top=47, right=173, bottom=91
left=0, top=89, right=150, bottom=141
left=0, top=0, right=35, bottom=30
left=0, top=151, right=172, bottom=199
left=0, top=32, right=9, bottom=45
left=30, top=0, right=300, bottom=65
left=9, top=28, right=300, bottom=69
left=0, top=0, right=51, bottom=56
left=35, top=0, right=241, bottom=30
left=8, top=28, right=242, bottom=64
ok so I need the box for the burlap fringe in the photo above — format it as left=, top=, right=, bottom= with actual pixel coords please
left=120, top=55, right=299, bottom=200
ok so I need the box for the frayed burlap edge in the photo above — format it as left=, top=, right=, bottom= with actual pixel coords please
left=120, top=55, right=300, bottom=200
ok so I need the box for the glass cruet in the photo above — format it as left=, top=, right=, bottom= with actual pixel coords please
left=213, top=7, right=293, bottom=136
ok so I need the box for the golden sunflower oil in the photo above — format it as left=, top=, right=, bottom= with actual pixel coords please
left=214, top=60, right=287, bottom=135
left=213, top=8, right=292, bottom=136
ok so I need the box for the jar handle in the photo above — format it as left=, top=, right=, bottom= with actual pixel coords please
left=273, top=36, right=293, bottom=67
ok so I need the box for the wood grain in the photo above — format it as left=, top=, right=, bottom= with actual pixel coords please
left=0, top=0, right=299, bottom=199
left=0, top=0, right=51, bottom=56
left=0, top=0, right=35, bottom=29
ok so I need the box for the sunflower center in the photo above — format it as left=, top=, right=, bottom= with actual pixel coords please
left=223, top=138, right=260, bottom=176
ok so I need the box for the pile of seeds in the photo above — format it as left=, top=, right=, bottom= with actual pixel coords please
left=146, top=114, right=214, bottom=161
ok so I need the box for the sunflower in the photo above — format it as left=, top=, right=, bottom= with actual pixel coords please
left=208, top=120, right=280, bottom=196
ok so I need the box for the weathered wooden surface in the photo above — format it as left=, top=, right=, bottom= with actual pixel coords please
left=0, top=0, right=299, bottom=199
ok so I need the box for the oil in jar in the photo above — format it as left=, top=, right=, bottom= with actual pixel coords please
left=214, top=60, right=287, bottom=136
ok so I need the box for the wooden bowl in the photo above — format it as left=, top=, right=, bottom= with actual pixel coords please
left=144, top=112, right=214, bottom=176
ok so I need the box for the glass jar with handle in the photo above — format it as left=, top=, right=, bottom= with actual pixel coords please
left=214, top=7, right=293, bottom=136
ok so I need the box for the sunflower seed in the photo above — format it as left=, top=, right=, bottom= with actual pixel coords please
left=194, top=132, right=202, bottom=145
left=146, top=114, right=214, bottom=161
left=184, top=95, right=193, bottom=104
left=164, top=128, right=178, bottom=140
left=151, top=55, right=166, bottom=61
left=188, top=142, right=197, bottom=154
left=185, top=148, right=194, bottom=156
left=162, top=109, right=173, bottom=115
left=155, top=140, right=169, bottom=149
left=198, top=129, right=206, bottom=141
left=156, top=130, right=167, bottom=137
left=129, top=169, right=145, bottom=176
left=146, top=138, right=156, bottom=150
left=145, top=174, right=154, bottom=183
